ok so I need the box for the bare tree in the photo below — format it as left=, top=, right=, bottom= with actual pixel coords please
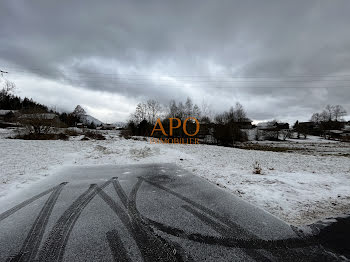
left=200, top=99, right=214, bottom=120
left=146, top=99, right=161, bottom=124
left=333, top=105, right=347, bottom=121
left=130, top=100, right=162, bottom=124
left=184, top=97, right=193, bottom=118
left=311, top=104, right=347, bottom=123
left=165, top=98, right=202, bottom=120
left=319, top=110, right=329, bottom=122
left=214, top=112, right=225, bottom=124
left=192, top=104, right=201, bottom=119
left=168, top=100, right=178, bottom=118
left=310, top=113, right=321, bottom=123
left=215, top=103, right=247, bottom=124
left=0, top=79, right=16, bottom=102
left=19, top=108, right=60, bottom=136
left=177, top=102, right=185, bottom=119
left=233, top=102, right=247, bottom=122
left=325, top=105, right=333, bottom=121
left=132, top=102, right=147, bottom=123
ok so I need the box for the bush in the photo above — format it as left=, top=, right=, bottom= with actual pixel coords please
left=119, top=128, right=132, bottom=139
left=253, top=161, right=262, bottom=174
left=213, top=124, right=232, bottom=146
left=123, top=120, right=155, bottom=137
left=57, top=133, right=69, bottom=140
left=14, top=133, right=69, bottom=140
left=64, top=128, right=80, bottom=136
left=213, top=124, right=248, bottom=146
left=83, top=131, right=105, bottom=140
left=341, top=136, right=350, bottom=142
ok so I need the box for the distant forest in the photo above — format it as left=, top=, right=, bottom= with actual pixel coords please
left=0, top=79, right=91, bottom=128
left=0, top=94, right=48, bottom=111
left=0, top=80, right=48, bottom=111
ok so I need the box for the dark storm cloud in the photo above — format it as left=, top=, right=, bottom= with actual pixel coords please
left=0, top=0, right=350, bottom=122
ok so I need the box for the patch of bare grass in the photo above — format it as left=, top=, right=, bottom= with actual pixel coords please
left=236, top=144, right=301, bottom=153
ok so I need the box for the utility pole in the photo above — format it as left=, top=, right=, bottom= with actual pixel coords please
left=0, top=69, right=9, bottom=77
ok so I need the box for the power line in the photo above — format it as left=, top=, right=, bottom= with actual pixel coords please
left=3, top=65, right=350, bottom=80
left=3, top=68, right=350, bottom=89
left=2, top=65, right=350, bottom=92
left=6, top=70, right=350, bottom=84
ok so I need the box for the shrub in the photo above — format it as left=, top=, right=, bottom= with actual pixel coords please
left=83, top=131, right=105, bottom=140
left=14, top=133, right=69, bottom=140
left=341, top=136, right=350, bottom=142
left=253, top=161, right=262, bottom=174
left=64, top=128, right=80, bottom=136
left=213, top=124, right=248, bottom=146
left=119, top=128, right=132, bottom=139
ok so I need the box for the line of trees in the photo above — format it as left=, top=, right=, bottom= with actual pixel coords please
left=167, top=98, right=201, bottom=120
left=130, top=98, right=202, bottom=125
left=0, top=80, right=98, bottom=134
left=0, top=80, right=48, bottom=111
left=293, top=104, right=348, bottom=139
left=131, top=99, right=162, bottom=125
left=125, top=97, right=251, bottom=145
left=310, top=105, right=347, bottom=123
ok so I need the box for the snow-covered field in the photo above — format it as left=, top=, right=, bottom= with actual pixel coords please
left=0, top=129, right=349, bottom=226
left=249, top=137, right=350, bottom=157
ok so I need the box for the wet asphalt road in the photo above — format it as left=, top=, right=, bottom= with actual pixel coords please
left=0, top=164, right=341, bottom=261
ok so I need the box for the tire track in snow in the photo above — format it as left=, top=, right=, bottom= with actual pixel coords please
left=127, top=178, right=188, bottom=262
left=98, top=178, right=190, bottom=261
left=181, top=205, right=272, bottom=262
left=7, top=182, right=67, bottom=262
left=0, top=185, right=60, bottom=222
left=38, top=179, right=113, bottom=262
left=141, top=177, right=325, bottom=261
left=106, top=229, right=132, bottom=262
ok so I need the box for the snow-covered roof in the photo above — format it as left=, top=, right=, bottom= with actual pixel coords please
left=0, top=110, right=18, bottom=116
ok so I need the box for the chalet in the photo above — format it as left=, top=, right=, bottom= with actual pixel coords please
left=18, top=113, right=61, bottom=127
left=255, top=122, right=290, bottom=141
left=298, top=120, right=347, bottom=137
left=0, top=110, right=18, bottom=121
left=258, top=122, right=289, bottom=131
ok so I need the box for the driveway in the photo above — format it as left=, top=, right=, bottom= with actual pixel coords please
left=0, top=164, right=339, bottom=261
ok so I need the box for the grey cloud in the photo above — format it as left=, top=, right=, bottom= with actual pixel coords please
left=0, top=0, right=350, bottom=122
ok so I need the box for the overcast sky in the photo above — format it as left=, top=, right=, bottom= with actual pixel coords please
left=1, top=0, right=350, bottom=123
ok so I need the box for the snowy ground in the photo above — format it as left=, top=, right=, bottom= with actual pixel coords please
left=248, top=137, right=350, bottom=157
left=0, top=129, right=349, bottom=226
